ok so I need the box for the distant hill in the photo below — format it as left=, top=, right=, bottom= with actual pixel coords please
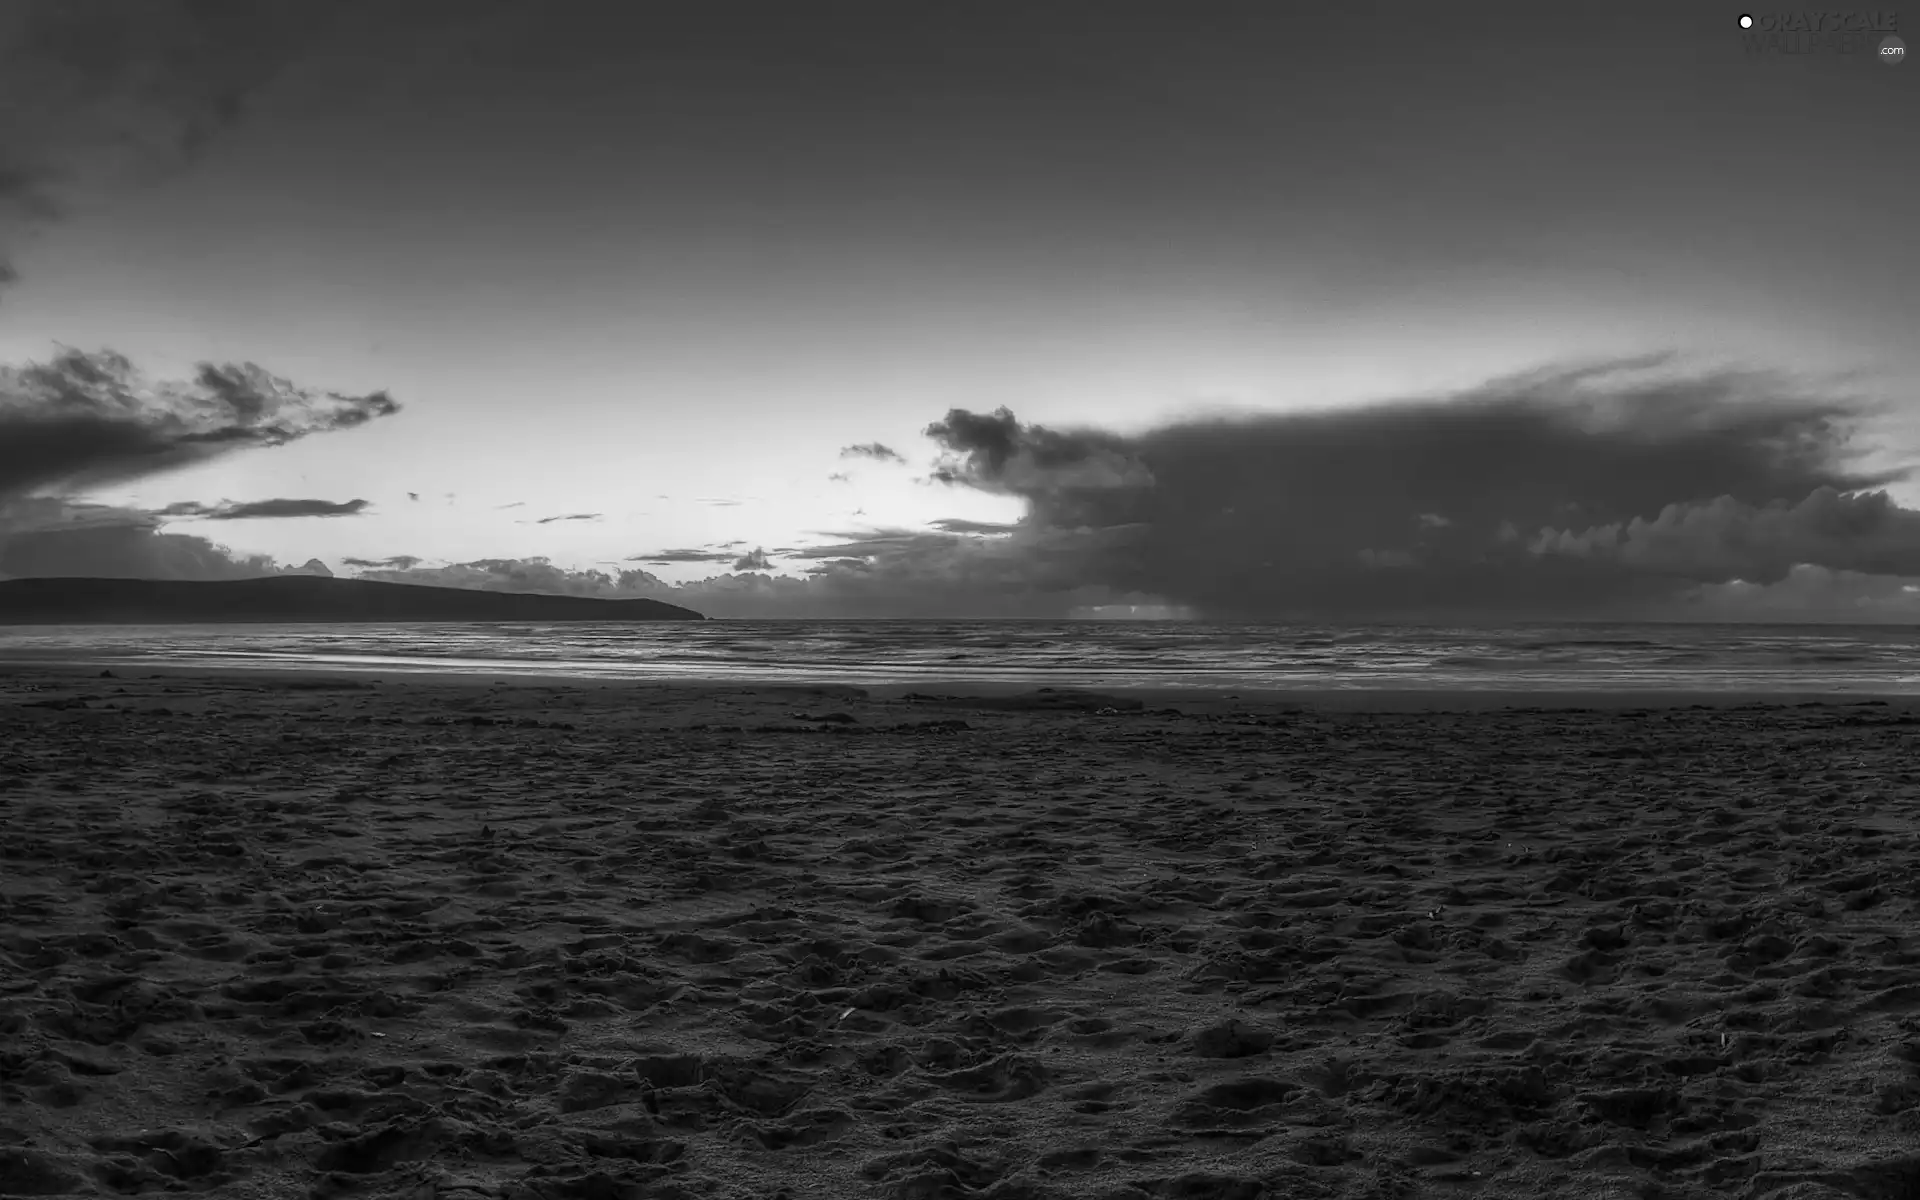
left=0, top=576, right=706, bottom=623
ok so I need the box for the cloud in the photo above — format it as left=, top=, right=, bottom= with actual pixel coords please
left=0, top=509, right=300, bottom=580
left=407, top=491, right=420, bottom=501
left=158, top=497, right=370, bottom=521
left=0, top=498, right=361, bottom=580
left=840, top=442, right=905, bottom=463
left=926, top=407, right=1157, bottom=496
left=627, top=547, right=734, bottom=564
left=696, top=497, right=742, bottom=507
left=534, top=512, right=601, bottom=524
left=341, top=554, right=421, bottom=570
left=929, top=517, right=1019, bottom=535
left=345, top=536, right=1161, bottom=618
left=0, top=496, right=149, bottom=534
left=897, top=356, right=1905, bottom=619
left=783, top=529, right=950, bottom=560
left=826, top=472, right=850, bottom=483
left=348, top=557, right=680, bottom=601
left=1531, top=487, right=1920, bottom=582
left=732, top=547, right=771, bottom=571
left=0, top=347, right=400, bottom=580
left=1678, top=563, right=1920, bottom=622
left=0, top=347, right=400, bottom=498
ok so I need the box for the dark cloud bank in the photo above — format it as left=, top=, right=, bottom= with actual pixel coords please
left=899, top=357, right=1910, bottom=621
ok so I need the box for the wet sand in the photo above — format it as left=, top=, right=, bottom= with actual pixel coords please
left=2, top=665, right=1919, bottom=1199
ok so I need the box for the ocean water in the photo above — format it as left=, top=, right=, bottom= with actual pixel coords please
left=3, top=620, right=1920, bottom=693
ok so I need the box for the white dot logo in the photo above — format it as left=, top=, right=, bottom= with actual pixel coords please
left=1738, top=13, right=1754, bottom=28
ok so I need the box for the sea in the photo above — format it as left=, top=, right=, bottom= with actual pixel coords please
left=3, top=620, right=1920, bottom=694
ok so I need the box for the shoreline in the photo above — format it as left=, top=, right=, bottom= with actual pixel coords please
left=4, top=655, right=1920, bottom=712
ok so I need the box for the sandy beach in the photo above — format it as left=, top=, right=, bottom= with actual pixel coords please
left=2, top=666, right=1919, bottom=1200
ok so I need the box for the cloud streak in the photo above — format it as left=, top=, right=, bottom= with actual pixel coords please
left=928, top=517, right=1019, bottom=535
left=158, top=497, right=371, bottom=521
left=628, top=547, right=734, bottom=564
left=341, top=554, right=422, bottom=570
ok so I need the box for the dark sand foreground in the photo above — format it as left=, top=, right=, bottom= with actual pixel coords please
left=3, top=667, right=1919, bottom=1200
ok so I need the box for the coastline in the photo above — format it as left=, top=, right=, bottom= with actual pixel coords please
left=4, top=656, right=1920, bottom=713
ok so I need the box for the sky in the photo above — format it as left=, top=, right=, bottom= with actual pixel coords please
left=0, top=0, right=1916, bottom=620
